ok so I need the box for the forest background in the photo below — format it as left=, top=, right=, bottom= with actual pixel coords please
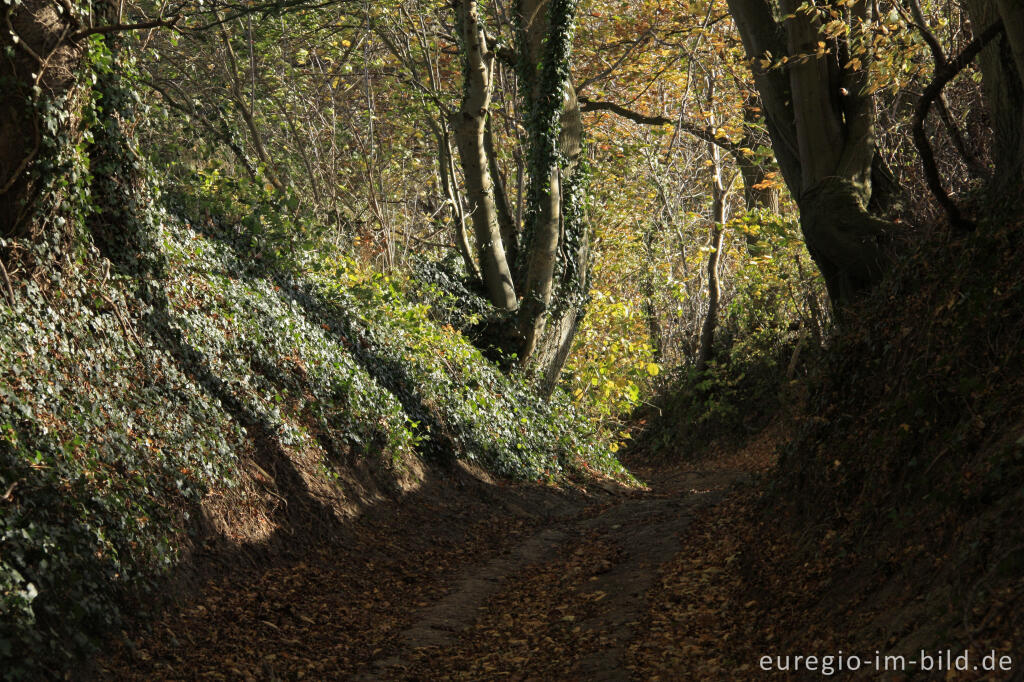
left=2, top=0, right=1023, bottom=676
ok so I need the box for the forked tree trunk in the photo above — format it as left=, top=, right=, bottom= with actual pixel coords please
left=726, top=0, right=893, bottom=307
left=515, top=0, right=585, bottom=380
left=448, top=0, right=587, bottom=391
left=451, top=0, right=518, bottom=311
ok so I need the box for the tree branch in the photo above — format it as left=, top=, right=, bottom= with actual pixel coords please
left=578, top=96, right=743, bottom=154
left=913, top=19, right=1005, bottom=232
left=69, top=16, right=181, bottom=41
left=577, top=28, right=655, bottom=94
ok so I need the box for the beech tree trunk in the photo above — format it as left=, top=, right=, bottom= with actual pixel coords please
left=451, top=0, right=518, bottom=311
left=516, top=0, right=573, bottom=363
left=726, top=0, right=893, bottom=306
left=446, top=0, right=588, bottom=392
left=965, top=0, right=1024, bottom=203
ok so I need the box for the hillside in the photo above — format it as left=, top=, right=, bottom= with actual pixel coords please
left=627, top=218, right=1024, bottom=679
left=0, top=204, right=627, bottom=677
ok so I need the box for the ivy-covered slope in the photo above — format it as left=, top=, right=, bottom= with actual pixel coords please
left=0, top=207, right=626, bottom=678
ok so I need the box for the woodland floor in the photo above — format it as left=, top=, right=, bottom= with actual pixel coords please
left=93, top=430, right=780, bottom=681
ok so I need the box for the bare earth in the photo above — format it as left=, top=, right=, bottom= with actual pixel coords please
left=95, top=442, right=767, bottom=680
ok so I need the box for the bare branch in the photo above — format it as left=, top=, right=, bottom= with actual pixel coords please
left=913, top=20, right=1005, bottom=232
left=578, top=96, right=743, bottom=155
left=69, top=16, right=181, bottom=41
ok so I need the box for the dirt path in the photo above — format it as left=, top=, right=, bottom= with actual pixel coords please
left=95, top=464, right=745, bottom=680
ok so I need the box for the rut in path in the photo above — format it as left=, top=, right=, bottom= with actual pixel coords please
left=95, top=466, right=744, bottom=680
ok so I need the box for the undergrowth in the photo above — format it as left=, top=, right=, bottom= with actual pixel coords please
left=0, top=194, right=627, bottom=679
left=735, top=216, right=1024, bottom=665
left=639, top=210, right=828, bottom=457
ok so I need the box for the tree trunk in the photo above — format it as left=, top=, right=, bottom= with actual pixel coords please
left=444, top=0, right=588, bottom=390
left=0, top=0, right=83, bottom=243
left=434, top=124, right=480, bottom=280
left=641, top=221, right=663, bottom=363
left=535, top=307, right=582, bottom=397
left=697, top=96, right=728, bottom=373
left=726, top=0, right=894, bottom=307
left=783, top=0, right=890, bottom=301
left=451, top=0, right=518, bottom=311
left=516, top=0, right=585, bottom=379
left=996, top=0, right=1024, bottom=81
left=965, top=0, right=1024, bottom=204
left=738, top=96, right=779, bottom=213
left=485, top=115, right=519, bottom=270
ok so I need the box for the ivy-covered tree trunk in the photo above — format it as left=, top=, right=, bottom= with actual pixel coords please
left=514, top=0, right=587, bottom=386
left=448, top=0, right=588, bottom=393
left=0, top=0, right=84, bottom=245
left=726, top=0, right=893, bottom=306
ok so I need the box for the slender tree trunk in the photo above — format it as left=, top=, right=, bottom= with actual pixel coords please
left=433, top=123, right=480, bottom=280
left=517, top=165, right=561, bottom=360
left=641, top=221, right=663, bottom=363
left=451, top=0, right=518, bottom=311
left=697, top=93, right=728, bottom=373
left=218, top=19, right=283, bottom=192
left=485, top=115, right=519, bottom=270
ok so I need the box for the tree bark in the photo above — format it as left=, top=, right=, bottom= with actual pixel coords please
left=0, top=0, right=83, bottom=241
left=697, top=90, right=728, bottom=373
left=726, top=0, right=894, bottom=306
left=516, top=0, right=584, bottom=375
left=484, top=114, right=519, bottom=273
left=965, top=0, right=1024, bottom=203
left=535, top=307, right=582, bottom=397
left=451, top=0, right=518, bottom=311
left=995, top=0, right=1024, bottom=87
left=434, top=124, right=480, bottom=280
left=641, top=220, right=663, bottom=363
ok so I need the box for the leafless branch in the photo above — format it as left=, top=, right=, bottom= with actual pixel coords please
left=913, top=20, right=1005, bottom=232
left=69, top=16, right=181, bottom=41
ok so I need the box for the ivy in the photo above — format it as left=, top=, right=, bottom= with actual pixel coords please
left=516, top=0, right=581, bottom=276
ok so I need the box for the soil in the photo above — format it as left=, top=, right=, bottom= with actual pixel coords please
left=93, top=432, right=777, bottom=681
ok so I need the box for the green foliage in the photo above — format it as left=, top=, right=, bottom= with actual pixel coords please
left=0, top=175, right=629, bottom=678
left=646, top=210, right=828, bottom=454
left=564, top=291, right=659, bottom=428
left=405, top=255, right=493, bottom=333
left=0, top=245, right=246, bottom=677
